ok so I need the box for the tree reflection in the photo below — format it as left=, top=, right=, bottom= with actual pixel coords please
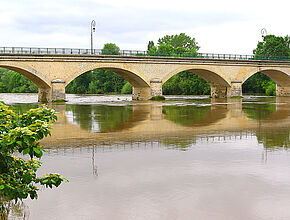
left=242, top=103, right=276, bottom=120
left=256, top=130, right=290, bottom=149
left=66, top=105, right=133, bottom=132
left=162, top=104, right=227, bottom=126
left=161, top=138, right=196, bottom=151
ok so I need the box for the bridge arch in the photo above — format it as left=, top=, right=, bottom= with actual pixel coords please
left=241, top=68, right=290, bottom=96
left=67, top=63, right=150, bottom=88
left=162, top=65, right=231, bottom=97
left=0, top=62, right=51, bottom=89
left=241, top=68, right=290, bottom=86
left=0, top=62, right=52, bottom=102
left=66, top=63, right=152, bottom=100
left=162, top=66, right=231, bottom=86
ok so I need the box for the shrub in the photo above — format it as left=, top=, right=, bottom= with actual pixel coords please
left=0, top=103, right=67, bottom=219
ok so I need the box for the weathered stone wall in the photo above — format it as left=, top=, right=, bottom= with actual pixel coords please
left=211, top=85, right=228, bottom=98
left=228, top=81, right=242, bottom=97
left=132, top=87, right=150, bottom=100
left=38, top=87, right=51, bottom=102
left=150, top=79, right=162, bottom=97
left=276, top=85, right=290, bottom=96
left=51, top=79, right=66, bottom=100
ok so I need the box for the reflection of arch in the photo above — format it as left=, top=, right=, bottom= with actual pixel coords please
left=163, top=104, right=228, bottom=127
left=66, top=63, right=150, bottom=88
left=241, top=68, right=290, bottom=86
left=162, top=66, right=231, bottom=87
left=100, top=105, right=149, bottom=132
left=0, top=63, right=51, bottom=89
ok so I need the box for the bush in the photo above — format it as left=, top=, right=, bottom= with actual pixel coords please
left=0, top=103, right=67, bottom=219
left=121, top=82, right=132, bottom=94
left=265, top=83, right=276, bottom=96
left=150, top=96, right=166, bottom=101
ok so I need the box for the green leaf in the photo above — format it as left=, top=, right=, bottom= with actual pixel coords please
left=33, top=147, right=41, bottom=155
left=23, top=148, right=30, bottom=155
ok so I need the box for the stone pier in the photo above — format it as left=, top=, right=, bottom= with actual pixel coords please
left=276, top=85, right=290, bottom=96
left=228, top=81, right=242, bottom=97
left=38, top=87, right=51, bottom=102
left=132, top=86, right=151, bottom=100
left=51, top=79, right=66, bottom=101
left=150, top=79, right=163, bottom=97
left=211, top=85, right=228, bottom=98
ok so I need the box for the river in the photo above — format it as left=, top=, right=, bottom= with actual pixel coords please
left=2, top=93, right=290, bottom=220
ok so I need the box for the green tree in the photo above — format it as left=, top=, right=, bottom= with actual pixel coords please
left=254, top=35, right=290, bottom=58
left=0, top=103, right=67, bottom=219
left=158, top=33, right=199, bottom=51
left=0, top=69, right=38, bottom=93
left=162, top=72, right=210, bottom=95
left=102, top=43, right=120, bottom=55
left=148, top=33, right=199, bottom=57
left=121, top=82, right=132, bottom=94
left=147, top=41, right=154, bottom=52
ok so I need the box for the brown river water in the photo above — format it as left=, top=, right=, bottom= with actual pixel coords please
left=2, top=93, right=290, bottom=220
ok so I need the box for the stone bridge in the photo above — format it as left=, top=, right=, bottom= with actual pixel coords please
left=0, top=53, right=290, bottom=101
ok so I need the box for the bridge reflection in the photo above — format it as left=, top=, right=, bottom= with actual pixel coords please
left=38, top=97, right=290, bottom=149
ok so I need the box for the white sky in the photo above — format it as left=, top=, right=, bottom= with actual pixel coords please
left=0, top=0, right=289, bottom=54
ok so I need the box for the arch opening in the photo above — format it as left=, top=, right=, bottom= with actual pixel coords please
left=242, top=69, right=290, bottom=96
left=162, top=68, right=231, bottom=98
left=0, top=64, right=52, bottom=102
left=66, top=66, right=150, bottom=100
left=0, top=66, right=50, bottom=90
left=0, top=67, right=38, bottom=94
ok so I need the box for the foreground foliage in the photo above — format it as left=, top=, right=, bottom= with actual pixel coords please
left=0, top=103, right=67, bottom=219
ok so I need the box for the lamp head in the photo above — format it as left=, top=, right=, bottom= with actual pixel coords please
left=261, top=28, right=267, bottom=38
left=91, top=20, right=96, bottom=32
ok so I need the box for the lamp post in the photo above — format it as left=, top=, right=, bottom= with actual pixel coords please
left=261, top=28, right=267, bottom=58
left=91, top=20, right=96, bottom=54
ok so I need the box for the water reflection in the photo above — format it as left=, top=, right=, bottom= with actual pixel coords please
left=4, top=94, right=290, bottom=220
left=8, top=96, right=290, bottom=150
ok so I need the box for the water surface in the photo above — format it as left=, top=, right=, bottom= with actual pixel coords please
left=2, top=93, right=290, bottom=220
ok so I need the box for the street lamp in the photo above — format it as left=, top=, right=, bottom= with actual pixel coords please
left=261, top=28, right=267, bottom=58
left=91, top=20, right=96, bottom=54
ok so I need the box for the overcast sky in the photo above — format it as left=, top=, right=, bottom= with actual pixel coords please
left=0, top=0, right=289, bottom=54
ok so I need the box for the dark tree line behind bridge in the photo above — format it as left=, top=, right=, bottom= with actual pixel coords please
left=0, top=34, right=289, bottom=96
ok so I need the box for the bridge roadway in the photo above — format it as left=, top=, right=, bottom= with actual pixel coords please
left=0, top=53, right=290, bottom=101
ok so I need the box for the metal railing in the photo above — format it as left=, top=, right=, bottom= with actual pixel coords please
left=0, top=46, right=289, bottom=61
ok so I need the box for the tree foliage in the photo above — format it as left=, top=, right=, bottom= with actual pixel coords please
left=163, top=71, right=210, bottom=95
left=253, top=35, right=290, bottom=58
left=0, top=69, right=38, bottom=93
left=101, top=43, right=120, bottom=55
left=148, top=33, right=199, bottom=57
left=0, top=103, right=67, bottom=218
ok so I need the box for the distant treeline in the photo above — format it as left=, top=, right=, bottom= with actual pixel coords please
left=0, top=34, right=289, bottom=95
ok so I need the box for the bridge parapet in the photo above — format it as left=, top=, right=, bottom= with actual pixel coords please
left=1, top=46, right=290, bottom=61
